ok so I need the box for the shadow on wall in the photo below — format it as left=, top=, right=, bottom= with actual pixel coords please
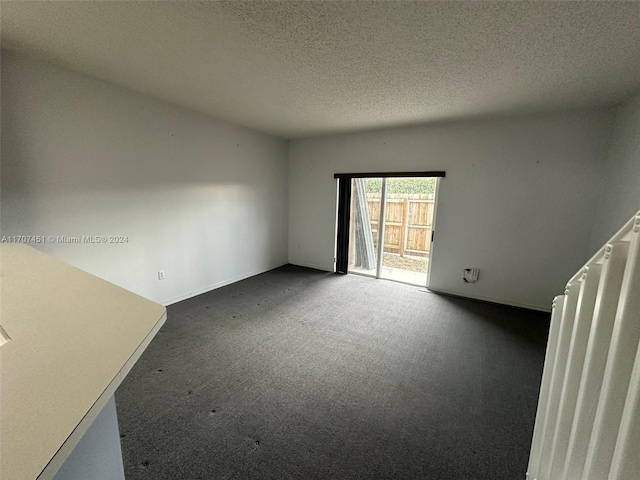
left=432, top=292, right=551, bottom=348
left=0, top=181, right=286, bottom=304
left=0, top=51, right=289, bottom=305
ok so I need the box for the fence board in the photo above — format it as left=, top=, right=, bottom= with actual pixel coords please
left=367, top=200, right=381, bottom=221
left=407, top=226, right=431, bottom=252
left=366, top=195, right=434, bottom=257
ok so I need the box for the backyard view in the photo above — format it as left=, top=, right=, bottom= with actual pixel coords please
left=348, top=177, right=437, bottom=286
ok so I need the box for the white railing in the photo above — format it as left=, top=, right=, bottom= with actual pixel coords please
left=527, top=210, right=640, bottom=480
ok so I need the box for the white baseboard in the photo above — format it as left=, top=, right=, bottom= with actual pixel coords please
left=427, top=287, right=552, bottom=313
left=160, top=265, right=550, bottom=313
left=161, top=262, right=288, bottom=306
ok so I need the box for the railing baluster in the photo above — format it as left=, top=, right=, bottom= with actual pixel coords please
left=583, top=217, right=640, bottom=480
left=609, top=337, right=640, bottom=480
left=538, top=281, right=582, bottom=480
left=548, top=264, right=602, bottom=479
left=562, top=241, right=630, bottom=480
left=527, top=295, right=565, bottom=480
left=527, top=212, right=640, bottom=480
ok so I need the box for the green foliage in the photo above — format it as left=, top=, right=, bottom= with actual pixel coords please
left=364, top=177, right=436, bottom=194
left=363, top=178, right=382, bottom=193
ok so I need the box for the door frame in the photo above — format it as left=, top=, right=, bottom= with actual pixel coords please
left=425, top=177, right=442, bottom=288
left=335, top=171, right=445, bottom=288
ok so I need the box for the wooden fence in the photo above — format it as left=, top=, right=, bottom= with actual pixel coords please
left=367, top=194, right=434, bottom=257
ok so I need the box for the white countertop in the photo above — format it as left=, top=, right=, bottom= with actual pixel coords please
left=0, top=245, right=166, bottom=480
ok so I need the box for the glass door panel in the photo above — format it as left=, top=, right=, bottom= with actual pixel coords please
left=348, top=178, right=382, bottom=277
left=378, top=177, right=437, bottom=286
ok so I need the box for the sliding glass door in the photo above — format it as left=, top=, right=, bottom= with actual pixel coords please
left=336, top=173, right=442, bottom=287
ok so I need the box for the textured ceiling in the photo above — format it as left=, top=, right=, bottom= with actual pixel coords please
left=2, top=1, right=640, bottom=139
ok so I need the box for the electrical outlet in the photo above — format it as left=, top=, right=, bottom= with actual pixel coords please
left=158, top=270, right=165, bottom=280
left=463, top=268, right=479, bottom=283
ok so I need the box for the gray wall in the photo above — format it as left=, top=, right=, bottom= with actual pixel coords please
left=289, top=110, right=614, bottom=311
left=53, top=396, right=125, bottom=480
left=590, top=94, right=640, bottom=252
left=1, top=51, right=289, bottom=305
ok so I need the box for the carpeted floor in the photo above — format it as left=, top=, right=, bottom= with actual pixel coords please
left=115, top=265, right=550, bottom=479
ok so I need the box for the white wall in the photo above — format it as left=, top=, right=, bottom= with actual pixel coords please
left=53, top=396, right=125, bottom=480
left=589, top=93, right=640, bottom=252
left=289, top=110, right=614, bottom=311
left=1, top=51, right=289, bottom=305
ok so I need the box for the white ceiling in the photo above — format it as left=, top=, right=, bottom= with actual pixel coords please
left=2, top=1, right=640, bottom=139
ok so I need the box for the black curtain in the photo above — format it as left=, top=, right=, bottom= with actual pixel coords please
left=335, top=178, right=352, bottom=274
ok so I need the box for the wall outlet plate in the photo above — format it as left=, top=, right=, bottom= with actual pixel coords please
left=158, top=271, right=165, bottom=280
left=463, top=268, right=479, bottom=283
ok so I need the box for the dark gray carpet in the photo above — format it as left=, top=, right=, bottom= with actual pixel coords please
left=115, top=265, right=549, bottom=480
